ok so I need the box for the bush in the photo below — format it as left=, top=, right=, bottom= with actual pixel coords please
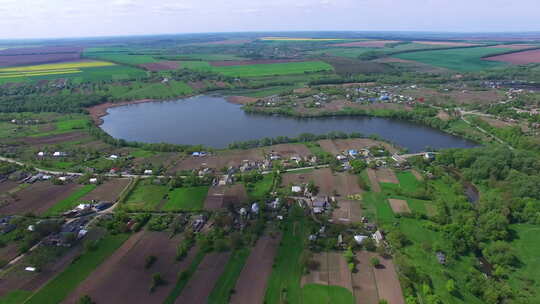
left=145, top=255, right=157, bottom=269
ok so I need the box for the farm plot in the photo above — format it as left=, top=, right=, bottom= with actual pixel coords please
left=204, top=184, right=248, bottom=210
left=22, top=131, right=89, bottom=146
left=332, top=199, right=362, bottom=223
left=231, top=234, right=282, bottom=304
left=0, top=60, right=116, bottom=83
left=282, top=168, right=362, bottom=197
left=183, top=60, right=333, bottom=77
left=484, top=49, right=540, bottom=64
left=162, top=186, right=209, bottom=211
left=334, top=40, right=400, bottom=48
left=64, top=231, right=190, bottom=304
left=366, top=169, right=381, bottom=193
left=372, top=256, right=405, bottom=304
left=351, top=251, right=379, bottom=304
left=170, top=149, right=264, bottom=172
left=0, top=182, right=82, bottom=215
left=388, top=199, right=411, bottom=214
left=394, top=47, right=513, bottom=71
left=124, top=182, right=168, bottom=211
left=174, top=252, right=231, bottom=304
left=302, top=252, right=353, bottom=292
left=0, top=46, right=82, bottom=68
left=375, top=168, right=398, bottom=184
left=412, top=41, right=479, bottom=47
left=138, top=61, right=179, bottom=71
left=318, top=139, right=398, bottom=155
left=263, top=143, right=312, bottom=159
left=209, top=59, right=304, bottom=66
left=81, top=178, right=131, bottom=202
left=402, top=87, right=504, bottom=105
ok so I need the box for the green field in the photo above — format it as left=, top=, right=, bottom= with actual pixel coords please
left=162, top=186, right=209, bottom=211
left=508, top=224, right=540, bottom=301
left=101, top=80, right=193, bottom=100
left=394, top=47, right=512, bottom=71
left=24, top=233, right=129, bottom=304
left=160, top=54, right=247, bottom=61
left=44, top=184, right=97, bottom=216
left=301, top=284, right=355, bottom=304
left=208, top=248, right=250, bottom=304
left=84, top=52, right=159, bottom=65
left=182, top=61, right=333, bottom=77
left=247, top=175, right=274, bottom=200
left=0, top=290, right=32, bottom=304
left=264, top=207, right=307, bottom=304
left=124, top=183, right=168, bottom=211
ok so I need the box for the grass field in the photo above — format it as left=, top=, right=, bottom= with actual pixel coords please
left=181, top=60, right=333, bottom=77
left=264, top=207, right=307, bottom=304
left=44, top=184, right=97, bottom=216
left=247, top=175, right=274, bottom=201
left=508, top=224, right=540, bottom=301
left=161, top=54, right=247, bottom=61
left=100, top=80, right=192, bottom=100
left=162, top=186, right=209, bottom=211
left=394, top=47, right=512, bottom=71
left=301, top=284, right=355, bottom=304
left=0, top=290, right=32, bottom=304
left=124, top=183, right=168, bottom=211
left=208, top=248, right=250, bottom=304
left=24, top=233, right=129, bottom=304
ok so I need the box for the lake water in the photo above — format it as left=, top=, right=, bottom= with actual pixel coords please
left=100, top=95, right=477, bottom=152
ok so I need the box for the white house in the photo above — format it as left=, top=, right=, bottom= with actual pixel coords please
left=89, top=178, right=98, bottom=184
left=144, top=169, right=153, bottom=175
left=354, top=235, right=368, bottom=245
left=109, top=154, right=119, bottom=160
left=372, top=230, right=384, bottom=245
left=37, top=151, right=45, bottom=157
left=291, top=186, right=302, bottom=193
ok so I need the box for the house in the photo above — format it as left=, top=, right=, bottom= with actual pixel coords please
left=290, top=155, right=302, bottom=163
left=424, top=152, right=435, bottom=161
left=53, top=151, right=67, bottom=157
left=336, top=155, right=347, bottom=161
left=144, top=169, right=153, bottom=175
left=89, top=178, right=98, bottom=184
left=372, top=230, right=384, bottom=245
left=251, top=203, right=259, bottom=214
left=25, top=267, right=37, bottom=272
left=58, top=176, right=68, bottom=182
left=269, top=153, right=281, bottom=161
left=95, top=202, right=112, bottom=211
left=436, top=252, right=447, bottom=265
left=354, top=235, right=368, bottom=245
left=309, top=234, right=317, bottom=241
left=37, top=151, right=45, bottom=157
left=312, top=197, right=329, bottom=214
left=239, top=208, right=247, bottom=216
left=291, top=186, right=302, bottom=194
left=348, top=149, right=359, bottom=158
left=270, top=198, right=280, bottom=210
left=109, top=154, right=119, bottom=160
left=392, top=154, right=407, bottom=165
left=218, top=174, right=233, bottom=186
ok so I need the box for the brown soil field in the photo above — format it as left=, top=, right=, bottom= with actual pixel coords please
left=373, top=257, right=405, bottom=304
left=478, top=116, right=516, bottom=128
left=197, top=39, right=251, bottom=45
left=333, top=199, right=362, bottom=224
left=366, top=169, right=381, bottom=193
left=204, top=184, right=248, bottom=210
left=209, top=59, right=304, bottom=67
left=263, top=143, right=312, bottom=158
left=22, top=132, right=88, bottom=146
left=411, top=169, right=423, bottom=181
left=0, top=243, right=19, bottom=263
left=282, top=169, right=361, bottom=197
left=318, top=138, right=398, bottom=155
left=388, top=199, right=411, bottom=214
left=139, top=61, right=179, bottom=71
left=322, top=57, right=391, bottom=75
left=174, top=251, right=231, bottom=304
left=87, top=99, right=154, bottom=125
left=375, top=168, right=398, bottom=184
left=437, top=110, right=451, bottom=121
left=226, top=96, right=259, bottom=105
left=0, top=182, right=82, bottom=215
left=170, top=149, right=265, bottom=172
left=231, top=234, right=281, bottom=304
left=316, top=101, right=411, bottom=114
left=0, top=245, right=83, bottom=297
left=187, top=81, right=206, bottom=90
left=81, top=178, right=131, bottom=202
left=352, top=251, right=379, bottom=304
left=404, top=88, right=504, bottom=105
left=375, top=57, right=450, bottom=74
left=484, top=49, right=540, bottom=64
left=0, top=181, right=17, bottom=194
left=487, top=44, right=538, bottom=50
left=64, top=231, right=193, bottom=304
left=0, top=46, right=82, bottom=68
left=333, top=40, right=400, bottom=48
left=412, top=41, right=479, bottom=47
left=302, top=252, right=353, bottom=291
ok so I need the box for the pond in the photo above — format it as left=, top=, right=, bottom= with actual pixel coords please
left=100, top=95, right=477, bottom=152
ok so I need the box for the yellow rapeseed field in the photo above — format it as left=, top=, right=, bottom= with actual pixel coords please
left=0, top=60, right=115, bottom=73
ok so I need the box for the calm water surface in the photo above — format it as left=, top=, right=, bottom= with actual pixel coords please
left=100, top=95, right=477, bottom=152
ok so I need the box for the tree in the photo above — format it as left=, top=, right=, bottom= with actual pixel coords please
left=145, top=255, right=157, bottom=269
left=446, top=279, right=456, bottom=295
left=78, top=295, right=95, bottom=304
left=370, top=257, right=380, bottom=268
left=378, top=300, right=388, bottom=304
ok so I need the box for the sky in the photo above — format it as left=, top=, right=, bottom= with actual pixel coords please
left=0, top=0, right=538, bottom=39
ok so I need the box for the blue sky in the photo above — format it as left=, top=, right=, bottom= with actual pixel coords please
left=0, top=0, right=538, bottom=39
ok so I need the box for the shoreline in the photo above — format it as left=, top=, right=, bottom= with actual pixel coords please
left=87, top=99, right=155, bottom=126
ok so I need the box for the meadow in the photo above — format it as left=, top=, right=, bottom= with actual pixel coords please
left=124, top=181, right=209, bottom=211
left=394, top=47, right=512, bottom=71
left=100, top=80, right=193, bottom=100
left=162, top=186, right=209, bottom=211
left=181, top=60, right=333, bottom=77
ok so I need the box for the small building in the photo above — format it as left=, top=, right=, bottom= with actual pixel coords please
left=239, top=208, right=247, bottom=216
left=58, top=176, right=68, bottom=182
left=312, top=197, right=330, bottom=211
left=37, top=151, right=45, bottom=157
left=25, top=267, right=37, bottom=272
left=348, top=149, right=359, bottom=158
left=144, top=169, right=153, bottom=175
left=336, top=155, right=347, bottom=161
left=291, top=186, right=302, bottom=194
left=354, top=235, right=368, bottom=245
left=109, top=154, right=119, bottom=160
left=53, top=151, right=67, bottom=157
left=251, top=203, right=259, bottom=214
left=372, top=230, right=384, bottom=246
left=89, top=178, right=98, bottom=184
left=436, top=252, right=447, bottom=265
left=424, top=152, right=435, bottom=161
